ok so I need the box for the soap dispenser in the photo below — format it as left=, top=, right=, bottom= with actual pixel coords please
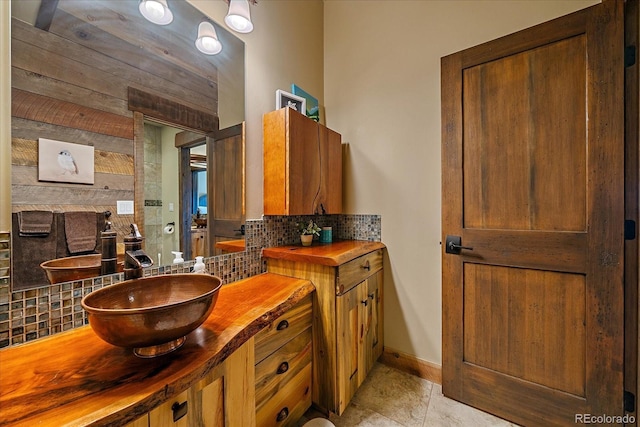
left=193, top=256, right=207, bottom=274
left=172, top=251, right=184, bottom=264
left=100, top=211, right=118, bottom=275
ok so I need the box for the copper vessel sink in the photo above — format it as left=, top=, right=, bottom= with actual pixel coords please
left=81, top=274, right=222, bottom=358
left=40, top=254, right=124, bottom=284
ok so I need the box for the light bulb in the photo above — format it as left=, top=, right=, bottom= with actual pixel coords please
left=226, top=15, right=250, bottom=32
left=143, top=1, right=164, bottom=20
left=196, top=21, right=222, bottom=55
left=224, top=0, right=253, bottom=33
left=138, top=0, right=173, bottom=25
left=201, top=37, right=217, bottom=51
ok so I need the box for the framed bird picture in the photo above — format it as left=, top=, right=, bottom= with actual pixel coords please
left=38, top=138, right=95, bottom=185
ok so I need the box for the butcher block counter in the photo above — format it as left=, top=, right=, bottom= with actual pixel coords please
left=0, top=273, right=315, bottom=426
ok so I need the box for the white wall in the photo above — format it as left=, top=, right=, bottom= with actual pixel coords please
left=323, top=0, right=599, bottom=366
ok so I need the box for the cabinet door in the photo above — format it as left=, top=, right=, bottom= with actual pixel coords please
left=362, top=271, right=383, bottom=377
left=124, top=415, right=149, bottom=427
left=148, top=381, right=224, bottom=427
left=335, top=282, right=363, bottom=414
left=263, top=108, right=342, bottom=215
left=191, top=229, right=207, bottom=258
left=287, top=109, right=321, bottom=215
left=149, top=390, right=190, bottom=427
left=317, top=124, right=342, bottom=214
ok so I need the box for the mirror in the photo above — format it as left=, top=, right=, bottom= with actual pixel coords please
left=140, top=120, right=245, bottom=266
left=10, top=0, right=245, bottom=290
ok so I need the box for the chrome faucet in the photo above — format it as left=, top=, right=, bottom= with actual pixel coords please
left=124, top=224, right=153, bottom=280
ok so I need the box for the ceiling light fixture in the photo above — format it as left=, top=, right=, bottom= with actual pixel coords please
left=195, top=21, right=222, bottom=55
left=139, top=0, right=173, bottom=25
left=225, top=0, right=253, bottom=34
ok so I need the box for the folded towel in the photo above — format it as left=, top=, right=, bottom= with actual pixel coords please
left=18, top=210, right=53, bottom=236
left=64, top=211, right=98, bottom=254
left=12, top=213, right=57, bottom=290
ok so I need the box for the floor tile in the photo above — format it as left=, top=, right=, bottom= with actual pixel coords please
left=330, top=401, right=405, bottom=427
left=423, top=383, right=517, bottom=427
left=351, top=363, right=432, bottom=427
left=298, top=362, right=517, bottom=427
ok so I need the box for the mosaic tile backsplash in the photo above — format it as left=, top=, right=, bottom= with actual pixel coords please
left=0, top=214, right=381, bottom=348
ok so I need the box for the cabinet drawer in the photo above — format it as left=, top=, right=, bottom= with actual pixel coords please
left=255, top=327, right=312, bottom=408
left=256, top=363, right=312, bottom=427
left=337, top=250, right=383, bottom=294
left=255, top=295, right=312, bottom=364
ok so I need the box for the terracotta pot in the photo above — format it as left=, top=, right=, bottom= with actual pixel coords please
left=300, top=234, right=313, bottom=246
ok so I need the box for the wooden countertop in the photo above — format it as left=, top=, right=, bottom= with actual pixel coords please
left=262, top=240, right=386, bottom=266
left=0, top=273, right=314, bottom=426
left=214, top=239, right=246, bottom=253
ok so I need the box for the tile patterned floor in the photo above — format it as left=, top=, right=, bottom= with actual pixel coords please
left=299, top=363, right=519, bottom=427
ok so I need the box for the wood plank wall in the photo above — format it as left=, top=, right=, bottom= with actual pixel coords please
left=10, top=0, right=219, bottom=245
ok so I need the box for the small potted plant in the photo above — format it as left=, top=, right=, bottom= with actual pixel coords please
left=298, top=220, right=321, bottom=246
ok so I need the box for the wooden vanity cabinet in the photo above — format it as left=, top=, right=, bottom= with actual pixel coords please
left=265, top=248, right=384, bottom=415
left=263, top=108, right=342, bottom=216
left=123, top=340, right=254, bottom=427
left=254, top=295, right=313, bottom=427
left=191, top=228, right=207, bottom=258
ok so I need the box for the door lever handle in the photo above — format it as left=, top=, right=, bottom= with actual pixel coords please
left=449, top=241, right=473, bottom=251
left=445, top=235, right=473, bottom=254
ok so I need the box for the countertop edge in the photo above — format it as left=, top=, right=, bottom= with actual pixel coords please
left=261, top=240, right=386, bottom=266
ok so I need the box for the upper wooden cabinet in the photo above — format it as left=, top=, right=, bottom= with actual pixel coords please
left=263, top=108, right=342, bottom=215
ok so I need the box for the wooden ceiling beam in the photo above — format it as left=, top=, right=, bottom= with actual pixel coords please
left=35, top=0, right=59, bottom=31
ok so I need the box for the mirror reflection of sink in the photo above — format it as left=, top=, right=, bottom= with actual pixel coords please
left=40, top=254, right=124, bottom=284
left=81, top=273, right=222, bottom=358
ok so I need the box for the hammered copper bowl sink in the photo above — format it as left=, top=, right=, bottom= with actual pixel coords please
left=81, top=274, right=222, bottom=358
left=40, top=253, right=125, bottom=284
left=41, top=254, right=103, bottom=284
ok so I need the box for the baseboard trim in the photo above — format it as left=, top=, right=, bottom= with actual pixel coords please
left=380, top=346, right=442, bottom=385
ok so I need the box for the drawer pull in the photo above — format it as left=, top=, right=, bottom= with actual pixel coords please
left=361, top=299, right=368, bottom=306
left=277, top=361, right=289, bottom=374
left=368, top=292, right=375, bottom=300
left=277, top=320, right=289, bottom=330
left=362, top=260, right=371, bottom=271
left=172, top=401, right=188, bottom=422
left=276, top=407, right=289, bottom=422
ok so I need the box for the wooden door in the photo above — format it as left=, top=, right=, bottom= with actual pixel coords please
left=441, top=2, right=625, bottom=425
left=208, top=123, right=245, bottom=255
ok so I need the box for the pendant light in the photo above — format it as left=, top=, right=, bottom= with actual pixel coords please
left=139, top=0, right=173, bottom=25
left=225, top=0, right=253, bottom=34
left=195, top=21, right=222, bottom=55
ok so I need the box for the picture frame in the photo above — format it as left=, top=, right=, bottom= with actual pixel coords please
left=291, top=84, right=320, bottom=122
left=276, top=89, right=306, bottom=115
left=38, top=138, right=95, bottom=185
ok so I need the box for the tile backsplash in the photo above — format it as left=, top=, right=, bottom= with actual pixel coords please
left=0, top=214, right=381, bottom=348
